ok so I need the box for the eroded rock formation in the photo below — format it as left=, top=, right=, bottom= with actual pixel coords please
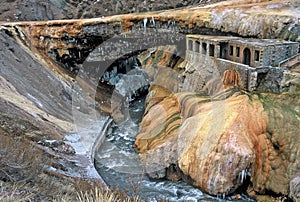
left=136, top=84, right=261, bottom=195
left=0, top=21, right=109, bottom=196
left=134, top=31, right=300, bottom=199
left=135, top=79, right=300, bottom=197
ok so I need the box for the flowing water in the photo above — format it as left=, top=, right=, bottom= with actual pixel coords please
left=94, top=61, right=255, bottom=202
left=94, top=97, right=255, bottom=201
left=95, top=97, right=213, bottom=201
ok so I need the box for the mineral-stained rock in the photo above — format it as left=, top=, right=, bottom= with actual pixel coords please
left=136, top=85, right=182, bottom=153
left=135, top=82, right=300, bottom=197
left=256, top=92, right=300, bottom=195
left=134, top=25, right=300, bottom=196
left=136, top=85, right=269, bottom=195
left=177, top=93, right=268, bottom=195
left=222, top=69, right=241, bottom=88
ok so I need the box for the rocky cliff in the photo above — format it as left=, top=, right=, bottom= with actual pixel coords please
left=135, top=72, right=300, bottom=199
left=0, top=17, right=110, bottom=200
left=0, top=0, right=215, bottom=22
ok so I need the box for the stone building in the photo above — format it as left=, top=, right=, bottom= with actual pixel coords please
left=186, top=34, right=300, bottom=92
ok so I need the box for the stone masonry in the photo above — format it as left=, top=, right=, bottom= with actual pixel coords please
left=185, top=34, right=300, bottom=93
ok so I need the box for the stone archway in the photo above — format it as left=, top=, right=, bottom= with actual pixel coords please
left=243, top=48, right=251, bottom=66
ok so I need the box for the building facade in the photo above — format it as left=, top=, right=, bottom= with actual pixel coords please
left=185, top=34, right=300, bottom=92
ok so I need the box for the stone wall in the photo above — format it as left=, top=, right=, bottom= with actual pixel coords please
left=181, top=50, right=221, bottom=92
left=184, top=49, right=259, bottom=92
left=226, top=40, right=299, bottom=68
left=227, top=41, right=264, bottom=68
left=262, top=43, right=299, bottom=67
left=184, top=37, right=300, bottom=93
left=217, top=58, right=253, bottom=90
left=184, top=49, right=300, bottom=93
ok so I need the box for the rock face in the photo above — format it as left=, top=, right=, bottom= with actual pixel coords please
left=0, top=28, right=74, bottom=136
left=258, top=92, right=300, bottom=195
left=0, top=25, right=109, bottom=191
left=136, top=84, right=266, bottom=195
left=134, top=44, right=300, bottom=197
left=136, top=82, right=300, bottom=197
left=0, top=0, right=211, bottom=22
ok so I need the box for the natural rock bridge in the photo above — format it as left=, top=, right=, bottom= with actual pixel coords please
left=1, top=0, right=299, bottom=64
left=0, top=0, right=299, bottom=201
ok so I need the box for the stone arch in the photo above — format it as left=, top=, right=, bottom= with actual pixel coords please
left=243, top=47, right=251, bottom=66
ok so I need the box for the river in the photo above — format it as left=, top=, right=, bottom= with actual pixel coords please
left=93, top=60, right=255, bottom=201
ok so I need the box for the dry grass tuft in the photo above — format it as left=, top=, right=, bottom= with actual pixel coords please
left=0, top=181, right=34, bottom=202
left=0, top=134, right=47, bottom=183
left=77, top=187, right=142, bottom=202
left=0, top=116, right=144, bottom=202
left=0, top=126, right=143, bottom=202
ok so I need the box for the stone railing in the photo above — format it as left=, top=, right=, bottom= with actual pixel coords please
left=278, top=53, right=300, bottom=68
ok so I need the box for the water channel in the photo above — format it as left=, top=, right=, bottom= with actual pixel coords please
left=93, top=58, right=255, bottom=201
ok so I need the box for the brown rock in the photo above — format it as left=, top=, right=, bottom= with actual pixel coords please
left=136, top=89, right=270, bottom=195
left=177, top=93, right=267, bottom=195
left=135, top=85, right=182, bottom=153
left=136, top=83, right=300, bottom=197
left=222, top=69, right=241, bottom=88
left=255, top=92, right=300, bottom=195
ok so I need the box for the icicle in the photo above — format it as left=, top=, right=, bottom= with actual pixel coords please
left=223, top=193, right=225, bottom=199
left=113, top=66, right=118, bottom=74
left=143, top=18, right=148, bottom=29
left=241, top=169, right=246, bottom=183
left=247, top=168, right=251, bottom=176
left=241, top=170, right=243, bottom=183
left=150, top=16, right=155, bottom=26
left=18, top=28, right=26, bottom=41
